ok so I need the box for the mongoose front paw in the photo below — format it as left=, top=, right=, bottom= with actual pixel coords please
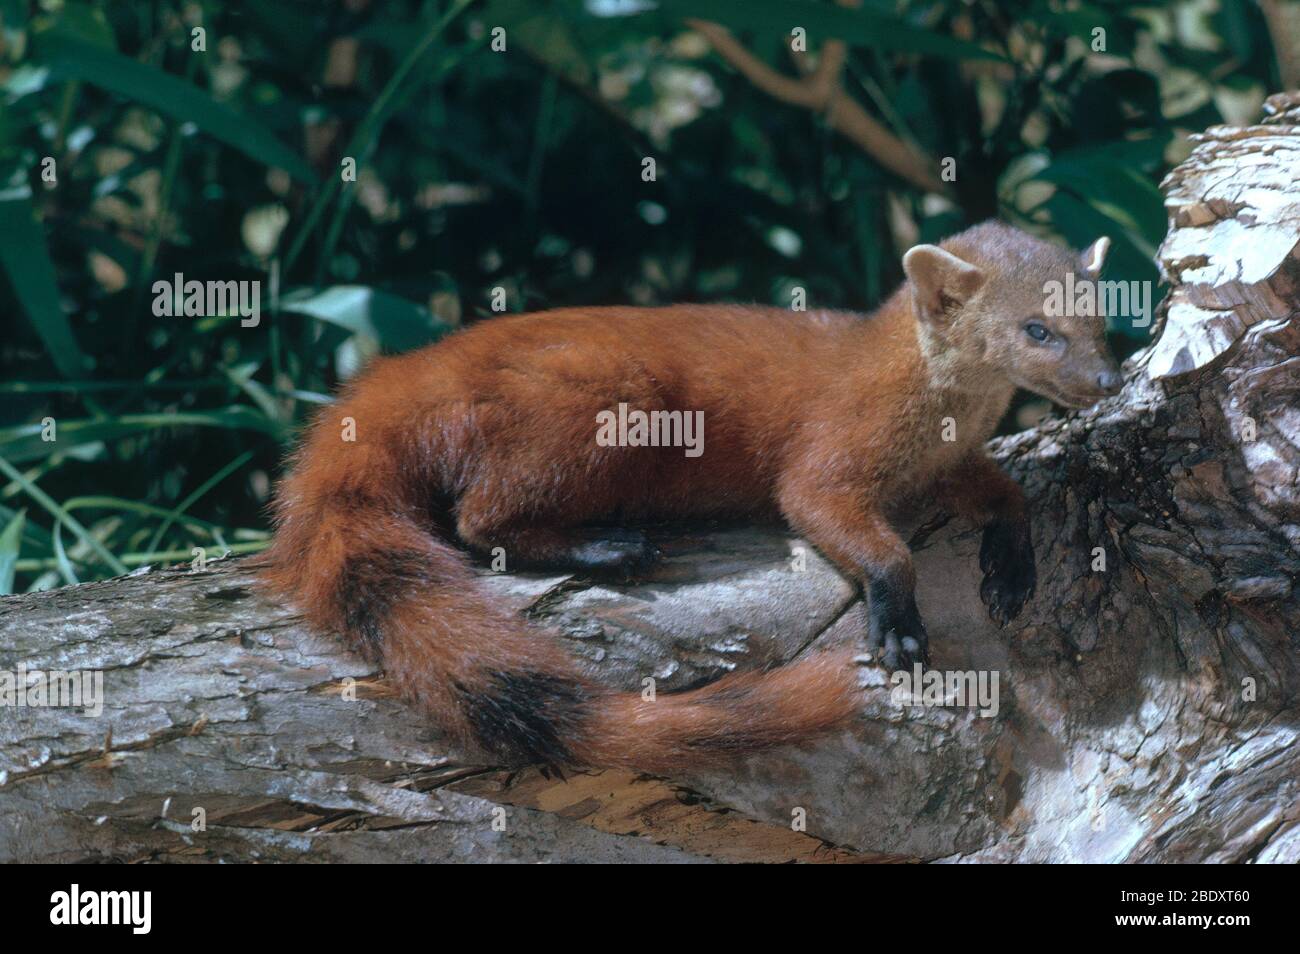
left=865, top=595, right=930, bottom=671
left=979, top=518, right=1036, bottom=626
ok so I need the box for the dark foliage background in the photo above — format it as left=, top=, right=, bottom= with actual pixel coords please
left=0, top=0, right=1283, bottom=591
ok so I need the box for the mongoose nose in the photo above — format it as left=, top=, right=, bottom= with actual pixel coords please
left=1097, top=369, right=1123, bottom=395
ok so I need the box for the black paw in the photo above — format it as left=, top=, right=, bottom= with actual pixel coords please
left=567, top=527, right=661, bottom=576
left=979, top=518, right=1036, bottom=626
left=865, top=580, right=930, bottom=671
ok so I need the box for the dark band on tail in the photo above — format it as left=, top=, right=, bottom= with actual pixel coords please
left=457, top=669, right=594, bottom=767
left=337, top=547, right=440, bottom=657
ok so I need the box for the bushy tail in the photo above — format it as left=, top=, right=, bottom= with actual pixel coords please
left=261, top=428, right=860, bottom=775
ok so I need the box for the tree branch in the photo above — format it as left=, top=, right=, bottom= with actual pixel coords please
left=686, top=17, right=950, bottom=197
left=2, top=99, right=1299, bottom=863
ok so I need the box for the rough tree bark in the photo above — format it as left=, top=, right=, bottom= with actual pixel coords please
left=1, top=97, right=1297, bottom=864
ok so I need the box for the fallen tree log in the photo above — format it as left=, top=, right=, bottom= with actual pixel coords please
left=1, top=95, right=1297, bottom=864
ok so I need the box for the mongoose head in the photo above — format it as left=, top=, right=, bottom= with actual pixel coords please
left=902, top=221, right=1123, bottom=408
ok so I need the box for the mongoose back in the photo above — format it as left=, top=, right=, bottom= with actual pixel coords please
left=262, top=221, right=1122, bottom=775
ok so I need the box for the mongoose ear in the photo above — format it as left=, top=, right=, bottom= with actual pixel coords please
left=1080, top=236, right=1111, bottom=277
left=902, top=244, right=986, bottom=323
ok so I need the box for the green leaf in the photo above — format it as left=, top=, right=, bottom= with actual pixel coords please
left=32, top=31, right=316, bottom=183
left=0, top=188, right=88, bottom=378
left=1031, top=155, right=1166, bottom=250
left=1040, top=135, right=1171, bottom=175
left=281, top=286, right=454, bottom=353
left=651, top=0, right=1003, bottom=61
left=0, top=508, right=24, bottom=594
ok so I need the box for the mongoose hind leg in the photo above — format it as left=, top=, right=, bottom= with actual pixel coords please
left=459, top=519, right=660, bottom=576
left=534, top=526, right=661, bottom=576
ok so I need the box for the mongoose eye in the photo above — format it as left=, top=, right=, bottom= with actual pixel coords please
left=1025, top=321, right=1051, bottom=342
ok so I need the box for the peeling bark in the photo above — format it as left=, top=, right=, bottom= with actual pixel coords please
left=1, top=98, right=1298, bottom=864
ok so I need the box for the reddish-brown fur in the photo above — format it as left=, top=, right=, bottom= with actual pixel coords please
left=261, top=221, right=1120, bottom=775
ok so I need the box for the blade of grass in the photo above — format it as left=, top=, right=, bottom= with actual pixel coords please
left=0, top=454, right=129, bottom=576
left=525, top=70, right=559, bottom=213
left=284, top=0, right=476, bottom=275
left=60, top=495, right=229, bottom=532
left=0, top=407, right=284, bottom=463
left=17, top=494, right=263, bottom=585
left=0, top=508, right=25, bottom=594
left=310, top=33, right=483, bottom=292
left=145, top=449, right=255, bottom=554
left=0, top=377, right=227, bottom=394
left=14, top=539, right=267, bottom=573
left=34, top=30, right=316, bottom=182
left=50, top=515, right=81, bottom=586
left=221, top=363, right=282, bottom=424
left=285, top=389, right=333, bottom=405
left=0, top=501, right=53, bottom=551
left=125, top=51, right=199, bottom=346
left=0, top=188, right=88, bottom=378
left=2, top=455, right=64, bottom=501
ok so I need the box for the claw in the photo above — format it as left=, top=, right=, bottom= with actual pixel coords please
left=865, top=574, right=930, bottom=671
